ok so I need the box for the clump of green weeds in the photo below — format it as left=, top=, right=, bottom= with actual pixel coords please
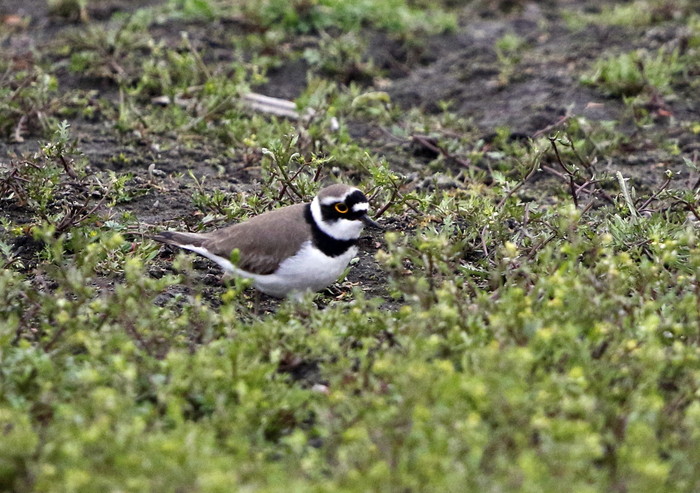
left=0, top=67, right=60, bottom=141
left=303, top=32, right=380, bottom=84
left=47, top=0, right=88, bottom=22
left=64, top=10, right=154, bottom=84
left=495, top=32, right=526, bottom=86
left=0, top=122, right=142, bottom=237
left=566, top=0, right=695, bottom=28
left=232, top=0, right=457, bottom=36
left=581, top=47, right=681, bottom=97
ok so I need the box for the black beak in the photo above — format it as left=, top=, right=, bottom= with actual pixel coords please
left=360, top=214, right=383, bottom=230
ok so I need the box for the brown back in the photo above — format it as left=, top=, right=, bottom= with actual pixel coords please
left=201, top=203, right=311, bottom=275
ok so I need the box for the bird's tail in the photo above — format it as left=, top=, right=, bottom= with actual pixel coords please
left=150, top=231, right=208, bottom=249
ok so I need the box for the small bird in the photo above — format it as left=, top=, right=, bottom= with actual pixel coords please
left=152, top=184, right=382, bottom=298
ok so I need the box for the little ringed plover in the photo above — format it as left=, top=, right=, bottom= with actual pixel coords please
left=152, top=184, right=381, bottom=298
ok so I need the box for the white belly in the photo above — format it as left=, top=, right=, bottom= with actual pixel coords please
left=247, top=242, right=357, bottom=298
left=183, top=241, right=357, bottom=298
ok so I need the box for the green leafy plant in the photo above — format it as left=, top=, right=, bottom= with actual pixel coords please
left=65, top=10, right=155, bottom=84
left=303, top=32, right=380, bottom=84
left=566, top=0, right=696, bottom=28
left=234, top=0, right=457, bottom=35
left=581, top=47, right=681, bottom=97
left=0, top=67, right=60, bottom=141
left=495, top=32, right=526, bottom=85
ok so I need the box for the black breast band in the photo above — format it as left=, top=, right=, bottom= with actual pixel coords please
left=304, top=204, right=357, bottom=257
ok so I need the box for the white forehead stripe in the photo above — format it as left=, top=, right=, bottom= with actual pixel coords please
left=352, top=203, right=369, bottom=212
left=318, top=187, right=360, bottom=206
left=320, top=196, right=344, bottom=206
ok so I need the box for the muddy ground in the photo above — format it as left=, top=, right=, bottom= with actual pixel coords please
left=1, top=0, right=698, bottom=307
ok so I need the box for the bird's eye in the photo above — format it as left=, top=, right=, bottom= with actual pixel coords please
left=334, top=203, right=349, bottom=213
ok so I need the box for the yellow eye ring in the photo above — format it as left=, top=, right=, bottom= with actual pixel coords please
left=334, top=203, right=349, bottom=213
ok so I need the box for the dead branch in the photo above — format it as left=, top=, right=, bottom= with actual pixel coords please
left=531, top=115, right=570, bottom=138
left=411, top=134, right=472, bottom=168
left=549, top=136, right=579, bottom=207
left=12, top=114, right=27, bottom=143
left=637, top=174, right=672, bottom=211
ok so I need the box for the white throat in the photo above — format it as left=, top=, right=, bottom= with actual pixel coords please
left=310, top=197, right=364, bottom=240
